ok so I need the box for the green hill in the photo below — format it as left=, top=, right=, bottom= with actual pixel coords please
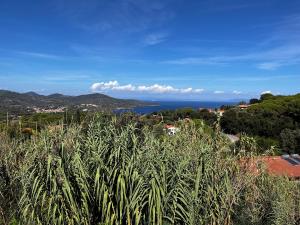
left=221, top=93, right=300, bottom=153
left=0, top=90, right=148, bottom=115
left=249, top=93, right=300, bottom=114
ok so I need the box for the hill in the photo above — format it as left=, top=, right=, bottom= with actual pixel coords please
left=221, top=93, right=300, bottom=153
left=248, top=93, right=300, bottom=114
left=0, top=90, right=148, bottom=115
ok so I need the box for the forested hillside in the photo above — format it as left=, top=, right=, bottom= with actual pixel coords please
left=221, top=93, right=300, bottom=153
left=0, top=90, right=148, bottom=115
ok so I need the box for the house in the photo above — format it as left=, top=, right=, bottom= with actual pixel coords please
left=238, top=104, right=249, bottom=110
left=208, top=108, right=214, bottom=113
left=217, top=109, right=225, bottom=116
left=165, top=125, right=180, bottom=135
left=241, top=154, right=300, bottom=179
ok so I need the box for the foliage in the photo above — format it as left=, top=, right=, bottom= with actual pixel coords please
left=260, top=93, right=275, bottom=101
left=0, top=115, right=299, bottom=224
left=221, top=93, right=300, bottom=152
left=280, top=129, right=300, bottom=154
left=254, top=136, right=280, bottom=154
left=249, top=98, right=260, bottom=104
left=0, top=90, right=149, bottom=116
left=220, top=105, right=235, bottom=110
left=234, top=174, right=299, bottom=225
left=152, top=108, right=217, bottom=127
left=238, top=101, right=247, bottom=105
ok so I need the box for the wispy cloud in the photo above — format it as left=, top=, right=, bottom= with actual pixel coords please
left=165, top=14, right=300, bottom=70
left=233, top=90, right=242, bottom=95
left=164, top=57, right=228, bottom=65
left=164, top=44, right=300, bottom=69
left=91, top=80, right=204, bottom=94
left=54, top=0, right=175, bottom=35
left=15, top=51, right=63, bottom=60
left=143, top=33, right=168, bottom=46
left=257, top=62, right=282, bottom=70
left=261, top=90, right=272, bottom=95
left=214, top=90, right=225, bottom=94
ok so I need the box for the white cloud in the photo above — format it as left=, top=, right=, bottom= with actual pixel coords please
left=113, top=84, right=136, bottom=91
left=180, top=88, right=193, bottom=93
left=91, top=80, right=204, bottom=94
left=194, top=88, right=205, bottom=93
left=214, top=90, right=225, bottom=94
left=233, top=90, right=242, bottom=95
left=91, top=81, right=119, bottom=91
left=261, top=90, right=272, bottom=94
left=137, top=84, right=177, bottom=93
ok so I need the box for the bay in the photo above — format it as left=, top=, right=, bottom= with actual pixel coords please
left=115, top=101, right=237, bottom=115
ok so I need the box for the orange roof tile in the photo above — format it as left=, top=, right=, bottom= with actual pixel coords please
left=165, top=124, right=175, bottom=129
left=242, top=156, right=300, bottom=178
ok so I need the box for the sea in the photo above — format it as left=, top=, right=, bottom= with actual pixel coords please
left=115, top=101, right=237, bottom=115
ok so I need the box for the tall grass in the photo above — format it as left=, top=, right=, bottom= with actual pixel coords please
left=0, top=114, right=299, bottom=224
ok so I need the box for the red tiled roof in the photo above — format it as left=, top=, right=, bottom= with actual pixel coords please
left=165, top=124, right=175, bottom=129
left=238, top=104, right=249, bottom=108
left=242, top=156, right=300, bottom=178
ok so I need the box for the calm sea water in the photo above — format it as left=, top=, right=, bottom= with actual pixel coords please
left=115, top=101, right=237, bottom=115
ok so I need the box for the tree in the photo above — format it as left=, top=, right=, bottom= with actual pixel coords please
left=249, top=98, right=260, bottom=104
left=280, top=129, right=300, bottom=154
left=198, top=109, right=217, bottom=126
left=260, top=93, right=274, bottom=101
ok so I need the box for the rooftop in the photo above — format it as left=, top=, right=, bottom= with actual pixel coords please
left=165, top=124, right=176, bottom=129
left=242, top=155, right=300, bottom=178
left=238, top=104, right=249, bottom=109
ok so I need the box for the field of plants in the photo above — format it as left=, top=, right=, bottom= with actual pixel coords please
left=0, top=114, right=299, bottom=225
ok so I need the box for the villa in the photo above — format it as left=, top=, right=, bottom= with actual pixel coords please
left=165, top=125, right=180, bottom=135
left=238, top=104, right=249, bottom=110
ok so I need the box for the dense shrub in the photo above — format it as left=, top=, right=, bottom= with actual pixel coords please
left=280, top=129, right=300, bottom=154
left=221, top=94, right=300, bottom=152
left=0, top=115, right=299, bottom=224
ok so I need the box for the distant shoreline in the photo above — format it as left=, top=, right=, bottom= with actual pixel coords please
left=114, top=100, right=237, bottom=115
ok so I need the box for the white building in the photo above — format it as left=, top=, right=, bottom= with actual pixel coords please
left=165, top=125, right=180, bottom=135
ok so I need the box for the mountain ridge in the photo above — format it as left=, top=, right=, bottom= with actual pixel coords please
left=0, top=90, right=149, bottom=115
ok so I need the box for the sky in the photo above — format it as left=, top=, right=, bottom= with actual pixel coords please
left=0, top=0, right=300, bottom=101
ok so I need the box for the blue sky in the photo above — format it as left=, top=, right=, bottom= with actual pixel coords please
left=0, top=0, right=300, bottom=100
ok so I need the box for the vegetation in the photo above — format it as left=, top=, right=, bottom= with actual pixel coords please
left=0, top=90, right=149, bottom=116
left=0, top=114, right=299, bottom=224
left=149, top=108, right=217, bottom=126
left=221, top=93, right=300, bottom=153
